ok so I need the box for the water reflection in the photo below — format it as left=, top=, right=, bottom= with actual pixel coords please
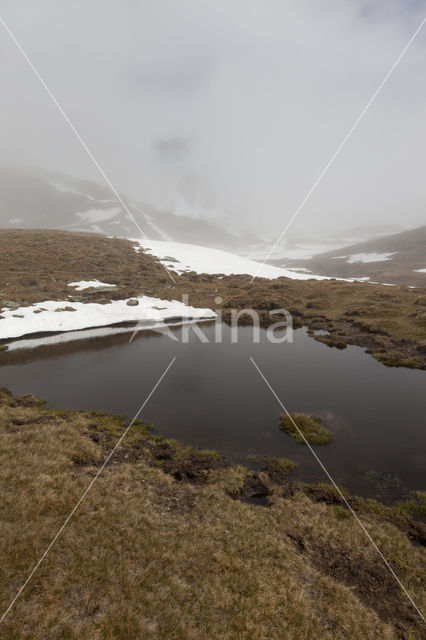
left=1, top=324, right=425, bottom=501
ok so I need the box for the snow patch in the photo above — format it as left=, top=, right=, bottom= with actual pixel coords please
left=68, top=280, right=117, bottom=291
left=133, top=240, right=331, bottom=281
left=413, top=268, right=426, bottom=273
left=346, top=252, right=398, bottom=264
left=0, top=297, right=216, bottom=340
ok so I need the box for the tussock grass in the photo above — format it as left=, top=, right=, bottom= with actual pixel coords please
left=313, top=334, right=347, bottom=349
left=262, top=456, right=298, bottom=473
left=0, top=390, right=424, bottom=639
left=279, top=413, right=334, bottom=445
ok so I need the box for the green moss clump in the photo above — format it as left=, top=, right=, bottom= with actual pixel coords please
left=304, top=482, right=348, bottom=499
left=197, top=448, right=221, bottom=460
left=151, top=434, right=164, bottom=443
left=263, top=456, right=298, bottom=473
left=334, top=505, right=351, bottom=520
left=360, top=491, right=426, bottom=523
left=279, top=413, right=333, bottom=445
left=372, top=352, right=423, bottom=369
left=393, top=491, right=426, bottom=518
left=313, top=334, right=347, bottom=349
left=179, top=445, right=221, bottom=460
left=132, top=419, right=154, bottom=435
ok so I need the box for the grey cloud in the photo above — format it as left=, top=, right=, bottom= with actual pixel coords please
left=0, top=0, right=425, bottom=238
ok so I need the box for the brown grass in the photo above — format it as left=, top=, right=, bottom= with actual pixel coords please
left=0, top=389, right=424, bottom=639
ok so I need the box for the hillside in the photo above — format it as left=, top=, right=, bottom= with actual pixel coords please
left=0, top=167, right=266, bottom=252
left=272, top=226, right=426, bottom=287
left=1, top=167, right=414, bottom=263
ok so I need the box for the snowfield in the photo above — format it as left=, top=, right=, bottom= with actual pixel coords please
left=332, top=252, right=397, bottom=264
left=134, top=240, right=330, bottom=281
left=0, top=296, right=216, bottom=341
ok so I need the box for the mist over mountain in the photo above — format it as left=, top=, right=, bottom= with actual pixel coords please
left=0, top=166, right=270, bottom=252
left=1, top=1, right=426, bottom=236
left=2, top=166, right=418, bottom=266
left=275, top=225, right=426, bottom=286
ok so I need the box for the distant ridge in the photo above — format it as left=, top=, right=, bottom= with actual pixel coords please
left=0, top=166, right=268, bottom=253
left=273, top=226, right=426, bottom=287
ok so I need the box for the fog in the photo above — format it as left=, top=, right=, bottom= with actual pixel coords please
left=1, top=0, right=425, bottom=236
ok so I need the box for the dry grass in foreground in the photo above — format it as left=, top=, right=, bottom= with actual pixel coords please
left=0, top=389, right=424, bottom=640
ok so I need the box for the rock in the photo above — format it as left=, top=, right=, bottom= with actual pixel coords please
left=54, top=306, right=76, bottom=312
left=3, top=301, right=19, bottom=309
left=68, top=296, right=83, bottom=302
left=12, top=314, right=24, bottom=318
left=126, top=299, right=139, bottom=306
left=0, top=344, right=8, bottom=351
left=33, top=309, right=43, bottom=314
left=86, top=286, right=117, bottom=294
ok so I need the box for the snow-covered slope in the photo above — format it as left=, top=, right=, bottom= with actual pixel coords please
left=2, top=167, right=411, bottom=263
left=136, top=240, right=330, bottom=281
left=0, top=167, right=267, bottom=253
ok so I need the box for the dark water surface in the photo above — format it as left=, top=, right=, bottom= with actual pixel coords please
left=1, top=324, right=425, bottom=500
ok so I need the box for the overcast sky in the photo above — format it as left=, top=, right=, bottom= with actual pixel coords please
left=1, top=0, right=425, bottom=234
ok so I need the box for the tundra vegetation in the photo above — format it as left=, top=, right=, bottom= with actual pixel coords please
left=0, top=389, right=424, bottom=640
